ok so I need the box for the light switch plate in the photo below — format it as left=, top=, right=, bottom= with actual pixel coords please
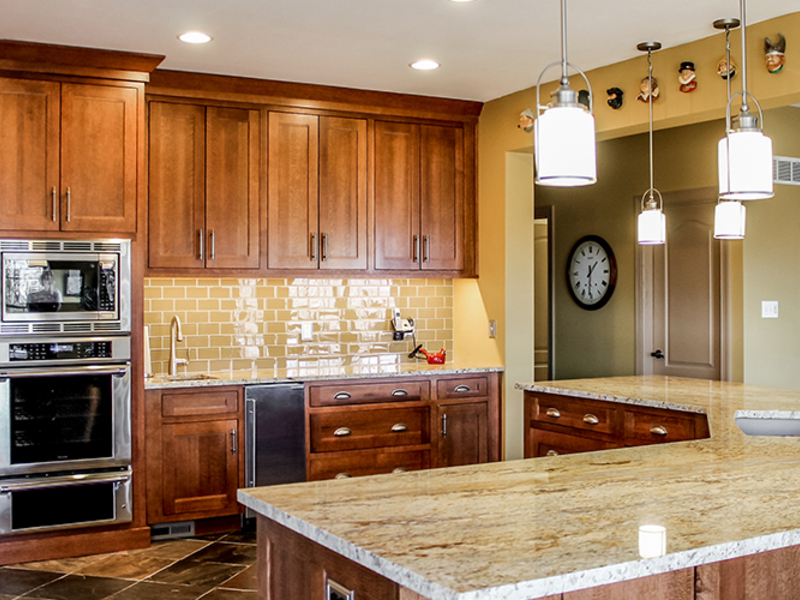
left=762, top=301, right=779, bottom=319
left=301, top=322, right=314, bottom=341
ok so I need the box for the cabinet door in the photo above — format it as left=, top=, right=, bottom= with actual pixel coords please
left=374, top=121, right=420, bottom=270
left=0, top=78, right=60, bottom=231
left=437, top=402, right=488, bottom=468
left=60, top=82, right=138, bottom=233
left=319, top=116, right=367, bottom=270
left=267, top=111, right=319, bottom=269
left=420, top=124, right=464, bottom=271
left=205, top=106, right=261, bottom=269
left=148, top=102, right=206, bottom=269
left=161, top=418, right=240, bottom=517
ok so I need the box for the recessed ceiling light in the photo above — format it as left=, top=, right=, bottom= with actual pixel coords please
left=178, top=31, right=212, bottom=44
left=410, top=59, right=440, bottom=71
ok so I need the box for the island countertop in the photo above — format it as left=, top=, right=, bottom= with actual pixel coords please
left=238, top=375, right=800, bottom=599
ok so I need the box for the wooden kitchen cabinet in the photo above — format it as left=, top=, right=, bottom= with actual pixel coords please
left=436, top=401, right=488, bottom=467
left=148, top=101, right=261, bottom=270
left=0, top=77, right=140, bottom=234
left=267, top=111, right=367, bottom=270
left=145, top=386, right=245, bottom=524
left=374, top=120, right=465, bottom=272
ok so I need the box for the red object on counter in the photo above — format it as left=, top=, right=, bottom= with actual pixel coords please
left=420, top=348, right=446, bottom=364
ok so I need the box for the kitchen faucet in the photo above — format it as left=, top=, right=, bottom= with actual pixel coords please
left=169, top=315, right=188, bottom=376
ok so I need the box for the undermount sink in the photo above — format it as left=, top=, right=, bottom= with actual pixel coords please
left=735, top=411, right=800, bottom=436
left=161, top=373, right=217, bottom=381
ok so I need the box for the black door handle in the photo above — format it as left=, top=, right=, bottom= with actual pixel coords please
left=650, top=349, right=665, bottom=359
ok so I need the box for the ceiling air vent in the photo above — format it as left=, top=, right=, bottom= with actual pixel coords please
left=774, top=156, right=800, bottom=186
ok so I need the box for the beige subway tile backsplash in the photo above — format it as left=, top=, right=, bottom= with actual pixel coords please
left=144, top=278, right=454, bottom=375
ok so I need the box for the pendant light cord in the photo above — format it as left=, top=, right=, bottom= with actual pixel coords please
left=725, top=25, right=733, bottom=194
left=647, top=49, right=655, bottom=201
left=740, top=0, right=749, bottom=116
left=560, top=0, right=569, bottom=85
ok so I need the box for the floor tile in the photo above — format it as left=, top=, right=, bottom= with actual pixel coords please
left=200, top=589, right=257, bottom=600
left=106, top=581, right=206, bottom=600
left=130, top=540, right=210, bottom=561
left=75, top=554, right=175, bottom=580
left=0, top=568, right=63, bottom=595
left=147, top=560, right=245, bottom=593
left=24, top=574, right=132, bottom=600
left=0, top=594, right=15, bottom=600
left=218, top=565, right=257, bottom=591
left=218, top=530, right=256, bottom=545
left=187, top=543, right=256, bottom=566
left=15, top=554, right=110, bottom=574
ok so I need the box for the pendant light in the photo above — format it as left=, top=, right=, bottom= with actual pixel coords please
left=713, top=18, right=747, bottom=239
left=717, top=0, right=773, bottom=200
left=534, top=0, right=596, bottom=187
left=637, top=42, right=666, bottom=246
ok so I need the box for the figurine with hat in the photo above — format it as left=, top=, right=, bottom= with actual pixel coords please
left=678, top=61, right=697, bottom=93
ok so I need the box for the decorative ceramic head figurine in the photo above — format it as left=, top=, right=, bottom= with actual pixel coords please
left=637, top=76, right=659, bottom=103
left=678, top=61, right=697, bottom=93
left=606, top=87, right=624, bottom=109
left=765, top=34, right=786, bottom=73
left=717, top=56, right=737, bottom=80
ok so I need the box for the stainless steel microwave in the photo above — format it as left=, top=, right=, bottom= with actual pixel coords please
left=0, top=239, right=131, bottom=336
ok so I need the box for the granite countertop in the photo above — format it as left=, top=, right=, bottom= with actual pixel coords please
left=144, top=361, right=504, bottom=389
left=238, top=375, right=800, bottom=600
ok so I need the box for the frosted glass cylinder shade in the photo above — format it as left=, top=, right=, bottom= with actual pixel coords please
left=638, top=208, right=666, bottom=245
left=639, top=525, right=667, bottom=558
left=714, top=201, right=746, bottom=239
left=718, top=131, right=774, bottom=200
left=535, top=106, right=596, bottom=186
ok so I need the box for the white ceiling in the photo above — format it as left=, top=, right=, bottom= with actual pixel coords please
left=1, top=0, right=796, bottom=101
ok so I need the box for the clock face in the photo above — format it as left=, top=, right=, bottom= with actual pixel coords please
left=567, top=235, right=617, bottom=310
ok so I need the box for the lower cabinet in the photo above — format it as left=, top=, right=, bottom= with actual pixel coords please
left=436, top=401, right=488, bottom=467
left=146, top=387, right=244, bottom=524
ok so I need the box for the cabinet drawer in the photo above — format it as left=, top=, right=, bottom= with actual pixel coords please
left=161, top=389, right=239, bottom=418
left=308, top=449, right=429, bottom=481
left=437, top=376, right=488, bottom=399
left=528, top=426, right=621, bottom=458
left=310, top=406, right=430, bottom=452
left=309, top=380, right=429, bottom=407
left=624, top=409, right=701, bottom=444
left=530, top=394, right=622, bottom=436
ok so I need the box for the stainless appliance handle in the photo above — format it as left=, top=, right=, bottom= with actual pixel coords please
left=0, top=471, right=131, bottom=493
left=51, top=187, right=58, bottom=222
left=0, top=365, right=129, bottom=379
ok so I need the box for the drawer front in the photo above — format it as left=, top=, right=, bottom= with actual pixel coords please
left=161, top=389, right=239, bottom=418
left=310, top=406, right=430, bottom=452
left=309, top=380, right=429, bottom=407
left=528, top=426, right=621, bottom=458
left=437, top=376, right=488, bottom=399
left=530, top=394, right=621, bottom=436
left=308, top=449, right=430, bottom=481
left=624, top=409, right=698, bottom=444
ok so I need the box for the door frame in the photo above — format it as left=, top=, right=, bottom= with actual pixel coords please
left=534, top=205, right=556, bottom=380
left=635, top=187, right=732, bottom=381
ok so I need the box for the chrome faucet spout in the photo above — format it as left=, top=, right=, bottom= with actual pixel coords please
left=169, top=316, right=188, bottom=376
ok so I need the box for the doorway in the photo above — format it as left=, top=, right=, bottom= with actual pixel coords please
left=534, top=206, right=555, bottom=380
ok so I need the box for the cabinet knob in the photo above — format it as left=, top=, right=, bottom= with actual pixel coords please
left=454, top=385, right=471, bottom=393
left=391, top=423, right=408, bottom=433
left=333, top=391, right=351, bottom=400
left=546, top=449, right=559, bottom=457
left=583, top=414, right=600, bottom=426
left=650, top=424, right=668, bottom=436
left=333, top=427, right=352, bottom=437
left=392, top=467, right=408, bottom=474
left=334, top=473, right=351, bottom=480
left=546, top=407, right=561, bottom=419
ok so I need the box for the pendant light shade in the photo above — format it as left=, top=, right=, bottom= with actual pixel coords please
left=533, top=0, right=596, bottom=187
left=718, top=130, right=773, bottom=200
left=714, top=200, right=746, bottom=239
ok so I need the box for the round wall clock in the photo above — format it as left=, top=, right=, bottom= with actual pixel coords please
left=566, top=235, right=617, bottom=310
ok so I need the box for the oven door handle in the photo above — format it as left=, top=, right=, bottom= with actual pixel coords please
left=0, top=365, right=130, bottom=379
left=0, top=470, right=132, bottom=493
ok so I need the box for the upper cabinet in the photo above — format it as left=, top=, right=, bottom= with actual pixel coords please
left=148, top=101, right=261, bottom=270
left=267, top=112, right=367, bottom=270
left=374, top=121, right=465, bottom=272
left=0, top=78, right=140, bottom=234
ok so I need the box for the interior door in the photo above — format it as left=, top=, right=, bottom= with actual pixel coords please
left=637, top=188, right=723, bottom=380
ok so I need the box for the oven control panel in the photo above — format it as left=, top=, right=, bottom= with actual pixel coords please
left=8, top=341, right=113, bottom=362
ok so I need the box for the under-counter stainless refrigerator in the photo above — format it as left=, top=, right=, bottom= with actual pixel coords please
left=244, top=383, right=306, bottom=515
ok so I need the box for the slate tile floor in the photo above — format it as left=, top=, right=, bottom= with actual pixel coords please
left=0, top=532, right=257, bottom=600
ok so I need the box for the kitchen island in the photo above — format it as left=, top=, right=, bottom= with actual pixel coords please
left=238, top=376, right=800, bottom=599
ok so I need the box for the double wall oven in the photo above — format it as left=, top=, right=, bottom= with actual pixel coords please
left=0, top=239, right=132, bottom=535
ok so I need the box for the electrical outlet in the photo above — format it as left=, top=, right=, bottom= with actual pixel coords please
left=489, top=319, right=497, bottom=339
left=301, top=322, right=314, bottom=341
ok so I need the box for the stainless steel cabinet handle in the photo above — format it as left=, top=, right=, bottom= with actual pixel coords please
left=650, top=425, right=668, bottom=436
left=391, top=423, right=408, bottom=433
left=334, top=427, right=352, bottom=437
left=454, top=385, right=471, bottom=393
left=333, top=391, right=351, bottom=400
left=392, top=467, right=408, bottom=474
left=391, top=389, right=408, bottom=396
left=412, top=235, right=420, bottom=262
left=424, top=235, right=430, bottom=263
left=231, top=428, right=237, bottom=454
left=198, top=229, right=204, bottom=260
left=583, top=414, right=600, bottom=426
left=546, top=407, right=561, bottom=419
left=210, top=230, right=216, bottom=260
left=442, top=413, right=447, bottom=438
left=322, top=233, right=328, bottom=262
left=51, top=187, right=57, bottom=222
left=546, top=449, right=559, bottom=457
left=334, top=473, right=351, bottom=480
left=310, top=232, right=317, bottom=261
left=66, top=186, right=71, bottom=222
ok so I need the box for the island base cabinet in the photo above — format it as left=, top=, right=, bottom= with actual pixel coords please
left=563, top=569, right=694, bottom=599
left=695, top=545, right=800, bottom=600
